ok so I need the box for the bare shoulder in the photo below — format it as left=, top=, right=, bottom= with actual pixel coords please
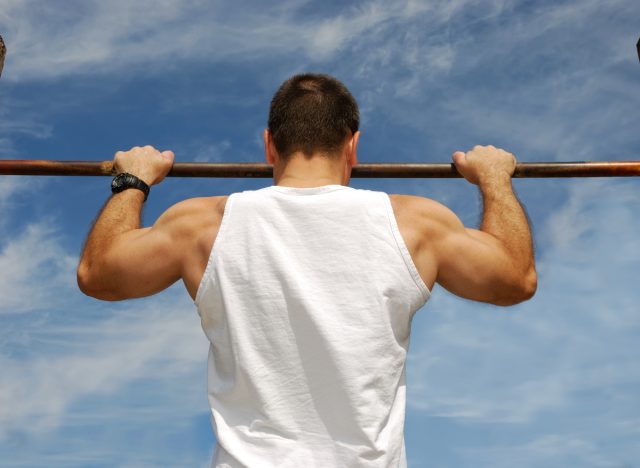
left=389, top=194, right=447, bottom=213
left=153, top=195, right=229, bottom=231
left=389, top=194, right=463, bottom=233
left=159, top=196, right=229, bottom=301
left=388, top=194, right=460, bottom=291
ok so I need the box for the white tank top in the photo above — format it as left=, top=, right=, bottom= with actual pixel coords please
left=194, top=184, right=431, bottom=467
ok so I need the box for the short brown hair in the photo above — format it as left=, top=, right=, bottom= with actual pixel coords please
left=268, top=73, right=359, bottom=160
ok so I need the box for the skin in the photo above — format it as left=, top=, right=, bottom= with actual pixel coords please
left=77, top=135, right=537, bottom=307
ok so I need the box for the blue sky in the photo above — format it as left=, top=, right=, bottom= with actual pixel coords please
left=0, top=0, right=639, bottom=466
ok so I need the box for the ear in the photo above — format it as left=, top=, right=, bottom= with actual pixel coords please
left=264, top=129, right=276, bottom=165
left=348, top=131, right=360, bottom=167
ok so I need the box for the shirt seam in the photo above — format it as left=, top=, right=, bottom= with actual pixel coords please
left=266, top=185, right=351, bottom=196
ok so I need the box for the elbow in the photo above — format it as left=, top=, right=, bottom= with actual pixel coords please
left=77, top=264, right=117, bottom=300
left=77, top=263, right=93, bottom=295
left=521, top=269, right=538, bottom=301
left=505, top=270, right=538, bottom=306
left=493, top=270, right=538, bottom=307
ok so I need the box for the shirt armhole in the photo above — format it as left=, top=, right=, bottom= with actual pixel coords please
left=194, top=194, right=235, bottom=307
left=381, top=192, right=432, bottom=303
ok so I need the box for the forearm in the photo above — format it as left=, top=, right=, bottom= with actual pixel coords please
left=478, top=176, right=535, bottom=274
left=79, top=189, right=146, bottom=273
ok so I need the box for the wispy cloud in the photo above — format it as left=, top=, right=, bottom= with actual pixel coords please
left=0, top=219, right=77, bottom=314
left=0, top=295, right=206, bottom=440
left=0, top=173, right=211, bottom=464
left=1, top=1, right=639, bottom=465
left=461, top=431, right=639, bottom=468
left=407, top=178, right=640, bottom=463
left=192, top=139, right=232, bottom=163
left=0, top=0, right=432, bottom=82
left=0, top=93, right=53, bottom=157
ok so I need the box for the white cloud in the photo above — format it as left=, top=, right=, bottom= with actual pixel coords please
left=0, top=295, right=207, bottom=440
left=193, top=140, right=232, bottom=163
left=461, top=433, right=631, bottom=468
left=0, top=92, right=54, bottom=157
left=0, top=218, right=77, bottom=314
left=342, top=0, right=639, bottom=164
left=0, top=0, right=451, bottom=82
left=407, top=179, right=640, bottom=433
left=0, top=1, right=639, bottom=465
left=0, top=176, right=22, bottom=205
left=0, top=172, right=211, bottom=464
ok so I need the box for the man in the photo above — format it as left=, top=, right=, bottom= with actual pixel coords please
left=77, top=73, right=536, bottom=467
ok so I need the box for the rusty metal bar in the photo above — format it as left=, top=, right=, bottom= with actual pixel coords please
left=0, top=160, right=639, bottom=178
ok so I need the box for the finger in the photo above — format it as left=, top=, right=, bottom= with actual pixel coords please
left=162, top=150, right=175, bottom=161
left=452, top=151, right=466, bottom=165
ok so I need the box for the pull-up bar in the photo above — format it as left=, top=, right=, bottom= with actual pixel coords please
left=0, top=160, right=639, bottom=178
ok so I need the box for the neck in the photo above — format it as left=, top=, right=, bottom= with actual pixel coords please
left=273, top=153, right=349, bottom=188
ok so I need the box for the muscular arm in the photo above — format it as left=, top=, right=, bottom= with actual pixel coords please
left=477, top=176, right=535, bottom=286
left=77, top=192, right=204, bottom=301
left=403, top=145, right=537, bottom=307
left=436, top=175, right=536, bottom=306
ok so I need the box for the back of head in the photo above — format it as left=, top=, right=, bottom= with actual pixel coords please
left=268, top=73, right=359, bottom=162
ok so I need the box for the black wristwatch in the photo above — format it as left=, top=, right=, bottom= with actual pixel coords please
left=111, top=172, right=150, bottom=202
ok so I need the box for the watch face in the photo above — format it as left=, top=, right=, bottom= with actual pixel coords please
left=111, top=173, right=126, bottom=190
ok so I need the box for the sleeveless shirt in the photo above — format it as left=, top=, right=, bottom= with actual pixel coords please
left=193, top=184, right=431, bottom=467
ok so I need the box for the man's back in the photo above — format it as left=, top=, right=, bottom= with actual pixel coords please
left=193, top=184, right=430, bottom=467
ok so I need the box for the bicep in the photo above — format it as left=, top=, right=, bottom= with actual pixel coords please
left=402, top=198, right=524, bottom=306
left=97, top=224, right=183, bottom=300
left=435, top=225, right=521, bottom=304
left=87, top=200, right=203, bottom=300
